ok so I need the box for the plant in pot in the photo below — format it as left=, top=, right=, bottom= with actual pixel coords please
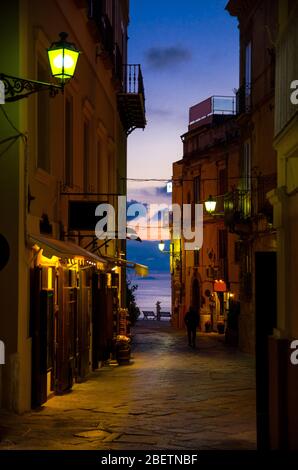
left=217, top=320, right=225, bottom=334
left=205, top=320, right=212, bottom=333
left=115, top=335, right=131, bottom=365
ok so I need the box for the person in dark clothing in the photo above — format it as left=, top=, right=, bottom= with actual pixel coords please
left=184, top=307, right=200, bottom=348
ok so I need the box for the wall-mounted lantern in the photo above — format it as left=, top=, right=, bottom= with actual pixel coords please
left=0, top=32, right=80, bottom=102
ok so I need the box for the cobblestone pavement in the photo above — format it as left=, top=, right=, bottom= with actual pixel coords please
left=0, top=321, right=256, bottom=450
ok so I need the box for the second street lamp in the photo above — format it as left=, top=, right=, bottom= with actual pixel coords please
left=204, top=195, right=217, bottom=214
left=0, top=32, right=80, bottom=102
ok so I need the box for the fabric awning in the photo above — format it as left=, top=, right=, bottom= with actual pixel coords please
left=103, top=255, right=149, bottom=277
left=214, top=280, right=227, bottom=292
left=29, top=234, right=107, bottom=265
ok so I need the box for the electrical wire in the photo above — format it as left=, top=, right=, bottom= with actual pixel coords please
left=0, top=106, right=28, bottom=159
left=0, top=135, right=21, bottom=158
left=0, top=105, right=25, bottom=137
left=124, top=176, right=261, bottom=183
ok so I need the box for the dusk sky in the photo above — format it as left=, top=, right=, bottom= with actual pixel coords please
left=127, top=0, right=239, bottom=204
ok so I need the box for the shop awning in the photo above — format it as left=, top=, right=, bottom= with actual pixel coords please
left=103, top=255, right=149, bottom=277
left=214, top=280, right=227, bottom=292
left=29, top=234, right=107, bottom=266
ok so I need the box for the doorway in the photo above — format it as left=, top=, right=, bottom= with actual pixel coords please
left=192, top=278, right=201, bottom=314
left=255, top=251, right=277, bottom=449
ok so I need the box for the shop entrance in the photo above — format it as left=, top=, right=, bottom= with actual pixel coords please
left=255, top=251, right=277, bottom=449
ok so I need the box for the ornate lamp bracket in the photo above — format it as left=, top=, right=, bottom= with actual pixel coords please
left=0, top=73, right=62, bottom=102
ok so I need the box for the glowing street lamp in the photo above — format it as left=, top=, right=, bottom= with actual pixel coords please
left=205, top=195, right=217, bottom=214
left=48, top=32, right=80, bottom=85
left=0, top=32, right=80, bottom=102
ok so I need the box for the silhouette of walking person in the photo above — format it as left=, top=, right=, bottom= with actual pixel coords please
left=184, top=307, right=200, bottom=348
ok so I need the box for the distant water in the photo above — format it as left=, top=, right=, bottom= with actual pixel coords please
left=129, top=271, right=171, bottom=317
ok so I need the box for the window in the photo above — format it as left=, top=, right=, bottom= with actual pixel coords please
left=37, top=61, right=50, bottom=172
left=245, top=41, right=252, bottom=111
left=245, top=41, right=252, bottom=94
left=83, top=121, right=90, bottom=192
left=192, top=176, right=200, bottom=222
left=219, top=168, right=228, bottom=195
left=218, top=168, right=227, bottom=212
left=97, top=140, right=101, bottom=191
left=193, top=176, right=200, bottom=203
left=218, top=229, right=228, bottom=280
left=194, top=250, right=200, bottom=267
left=243, top=140, right=251, bottom=191
left=234, top=241, right=241, bottom=263
left=218, top=229, right=227, bottom=259
left=65, top=96, right=73, bottom=186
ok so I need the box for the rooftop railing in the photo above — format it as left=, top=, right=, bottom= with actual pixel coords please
left=189, top=96, right=236, bottom=125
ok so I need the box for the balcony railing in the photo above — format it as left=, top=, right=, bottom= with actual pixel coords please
left=224, top=174, right=276, bottom=228
left=117, top=64, right=146, bottom=135
left=224, top=189, right=252, bottom=226
left=189, top=96, right=236, bottom=126
left=236, top=84, right=252, bottom=115
left=123, top=64, right=145, bottom=96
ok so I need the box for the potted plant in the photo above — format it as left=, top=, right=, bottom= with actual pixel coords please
left=217, top=320, right=225, bottom=334
left=115, top=335, right=131, bottom=365
left=205, top=320, right=212, bottom=333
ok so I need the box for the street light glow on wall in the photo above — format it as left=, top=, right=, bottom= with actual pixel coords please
left=205, top=195, right=217, bottom=214
left=48, top=32, right=80, bottom=84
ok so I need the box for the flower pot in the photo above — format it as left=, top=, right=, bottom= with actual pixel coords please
left=116, top=347, right=131, bottom=365
left=116, top=341, right=131, bottom=365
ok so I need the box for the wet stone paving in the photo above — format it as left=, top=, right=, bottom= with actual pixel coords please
left=0, top=321, right=256, bottom=450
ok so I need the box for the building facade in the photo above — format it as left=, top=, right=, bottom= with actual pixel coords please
left=172, top=96, right=241, bottom=340
left=268, top=0, right=298, bottom=451
left=226, top=0, right=278, bottom=356
left=0, top=0, right=146, bottom=412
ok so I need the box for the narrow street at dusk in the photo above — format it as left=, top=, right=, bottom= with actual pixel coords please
left=0, top=322, right=255, bottom=450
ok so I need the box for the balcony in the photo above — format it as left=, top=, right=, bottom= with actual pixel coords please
left=236, top=84, right=251, bottom=115
left=189, top=96, right=236, bottom=129
left=117, top=64, right=146, bottom=136
left=224, top=189, right=252, bottom=232
left=224, top=175, right=276, bottom=232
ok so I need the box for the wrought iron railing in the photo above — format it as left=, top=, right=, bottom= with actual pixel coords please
left=123, top=64, right=145, bottom=96
left=224, top=189, right=252, bottom=225
left=224, top=174, right=276, bottom=226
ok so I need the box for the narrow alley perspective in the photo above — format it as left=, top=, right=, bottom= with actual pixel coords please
left=0, top=321, right=256, bottom=451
